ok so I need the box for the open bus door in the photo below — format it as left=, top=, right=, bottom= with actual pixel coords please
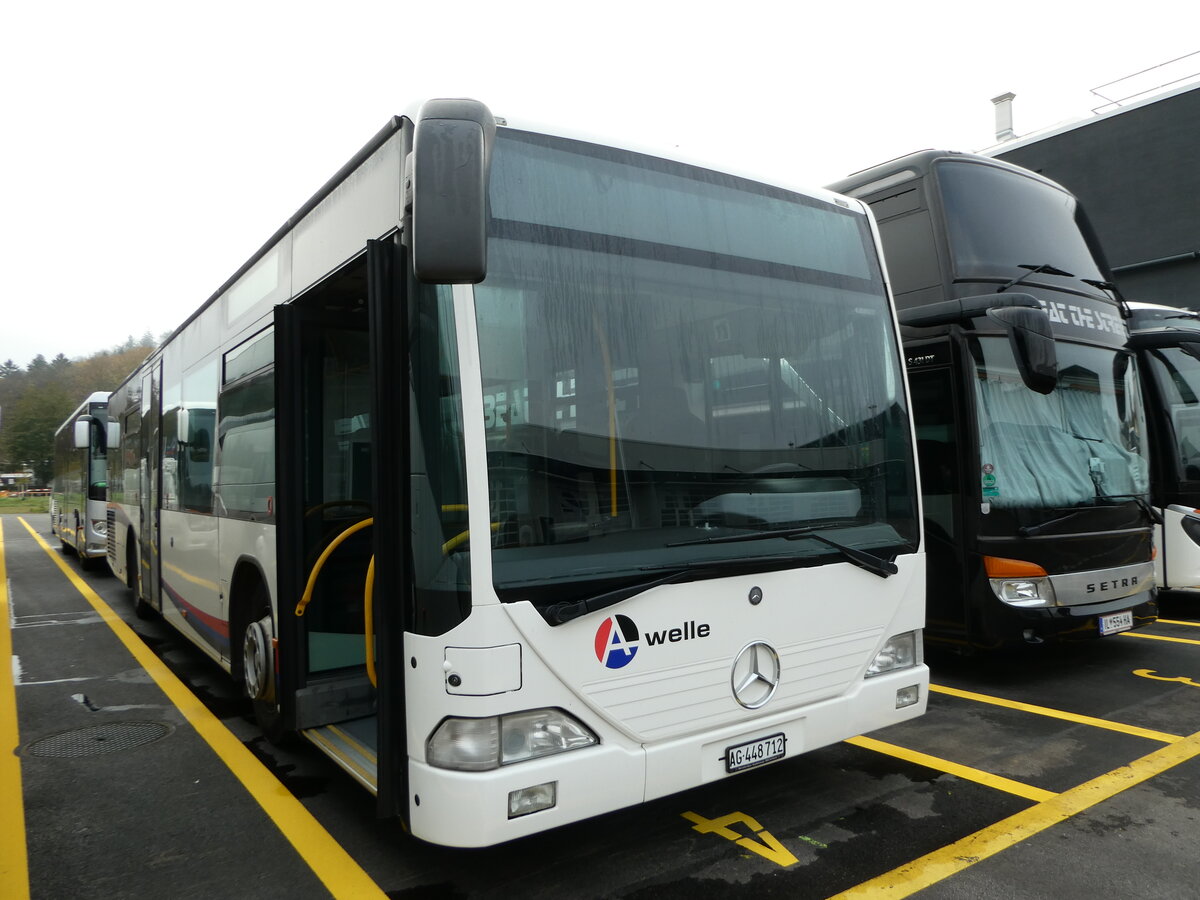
left=273, top=241, right=409, bottom=822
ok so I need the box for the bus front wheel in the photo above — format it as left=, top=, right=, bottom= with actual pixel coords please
left=128, top=541, right=154, bottom=619
left=239, top=585, right=287, bottom=743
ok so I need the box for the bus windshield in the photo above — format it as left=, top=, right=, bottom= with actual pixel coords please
left=973, top=336, right=1150, bottom=511
left=88, top=419, right=107, bottom=493
left=937, top=159, right=1107, bottom=286
left=473, top=130, right=919, bottom=610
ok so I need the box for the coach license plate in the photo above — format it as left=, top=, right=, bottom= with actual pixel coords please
left=1100, top=610, right=1134, bottom=635
left=725, top=732, right=786, bottom=773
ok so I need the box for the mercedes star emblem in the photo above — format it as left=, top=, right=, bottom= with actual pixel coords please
left=730, top=641, right=781, bottom=709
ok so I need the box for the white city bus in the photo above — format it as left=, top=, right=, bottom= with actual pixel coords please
left=51, top=391, right=110, bottom=567
left=107, top=99, right=928, bottom=847
left=1127, top=301, right=1200, bottom=593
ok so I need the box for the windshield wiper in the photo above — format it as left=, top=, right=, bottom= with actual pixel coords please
left=542, top=563, right=739, bottom=625
left=1097, top=493, right=1163, bottom=525
left=667, top=527, right=898, bottom=578
left=998, top=263, right=1074, bottom=293
left=1018, top=510, right=1090, bottom=537
left=1082, top=278, right=1123, bottom=301
left=1020, top=496, right=1160, bottom=537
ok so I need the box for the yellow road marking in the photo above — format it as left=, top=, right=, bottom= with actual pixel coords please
left=831, top=727, right=1200, bottom=898
left=930, top=683, right=1182, bottom=744
left=682, top=810, right=799, bottom=867
left=1156, top=618, right=1200, bottom=628
left=846, top=735, right=1057, bottom=803
left=1120, top=631, right=1200, bottom=647
left=0, top=521, right=31, bottom=900
left=17, top=517, right=386, bottom=900
left=1132, top=669, right=1200, bottom=688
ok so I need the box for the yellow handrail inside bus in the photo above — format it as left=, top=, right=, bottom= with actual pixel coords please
left=365, top=555, right=376, bottom=687
left=295, top=517, right=374, bottom=617
left=442, top=521, right=501, bottom=555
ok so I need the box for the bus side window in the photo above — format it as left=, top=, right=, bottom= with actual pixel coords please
left=181, top=359, right=219, bottom=514
left=217, top=369, right=275, bottom=518
left=410, top=284, right=471, bottom=634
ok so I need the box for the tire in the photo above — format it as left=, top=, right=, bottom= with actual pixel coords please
left=59, top=520, right=77, bottom=556
left=77, top=530, right=99, bottom=571
left=239, top=583, right=289, bottom=744
left=128, top=541, right=154, bottom=619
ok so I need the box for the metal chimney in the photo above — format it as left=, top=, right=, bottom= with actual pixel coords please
left=992, top=92, right=1017, bottom=142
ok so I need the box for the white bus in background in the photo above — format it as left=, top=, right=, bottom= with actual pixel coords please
left=51, top=391, right=110, bottom=568
left=1127, top=302, right=1200, bottom=593
left=106, top=99, right=928, bottom=847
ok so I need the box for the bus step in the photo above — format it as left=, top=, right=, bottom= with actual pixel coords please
left=301, top=716, right=379, bottom=794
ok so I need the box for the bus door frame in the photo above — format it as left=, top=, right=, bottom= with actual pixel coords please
left=906, top=338, right=973, bottom=643
left=139, top=359, right=163, bottom=611
left=366, top=233, right=411, bottom=823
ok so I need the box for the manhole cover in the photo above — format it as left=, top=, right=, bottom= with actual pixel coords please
left=24, top=722, right=172, bottom=758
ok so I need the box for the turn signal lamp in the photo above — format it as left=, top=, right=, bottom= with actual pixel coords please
left=985, top=555, right=1056, bottom=607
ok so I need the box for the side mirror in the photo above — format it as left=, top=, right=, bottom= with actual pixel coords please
left=107, top=421, right=121, bottom=448
left=73, top=417, right=91, bottom=450
left=409, top=98, right=496, bottom=284
left=177, top=408, right=191, bottom=444
left=986, top=306, right=1058, bottom=395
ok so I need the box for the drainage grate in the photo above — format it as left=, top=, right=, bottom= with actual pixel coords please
left=24, top=722, right=173, bottom=758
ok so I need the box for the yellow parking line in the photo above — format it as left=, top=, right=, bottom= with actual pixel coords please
left=846, top=735, right=1056, bottom=803
left=831, top=727, right=1200, bottom=898
left=1120, top=631, right=1200, bottom=647
left=0, top=521, right=31, bottom=900
left=16, top=517, right=386, bottom=900
left=930, top=684, right=1182, bottom=744
left=1156, top=619, right=1200, bottom=628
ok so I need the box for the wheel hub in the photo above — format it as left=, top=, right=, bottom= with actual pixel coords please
left=243, top=616, right=274, bottom=700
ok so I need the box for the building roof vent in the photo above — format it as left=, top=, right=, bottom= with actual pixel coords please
left=992, top=92, right=1017, bottom=142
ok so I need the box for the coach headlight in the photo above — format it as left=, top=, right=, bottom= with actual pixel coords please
left=985, top=555, right=1057, bottom=608
left=427, top=708, right=597, bottom=771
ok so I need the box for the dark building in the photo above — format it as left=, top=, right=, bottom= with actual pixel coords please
left=989, top=82, right=1200, bottom=310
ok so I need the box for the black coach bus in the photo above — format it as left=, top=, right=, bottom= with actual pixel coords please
left=830, top=151, right=1157, bottom=650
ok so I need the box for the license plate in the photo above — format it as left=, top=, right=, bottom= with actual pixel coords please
left=1100, top=610, right=1134, bottom=635
left=725, top=732, right=786, bottom=773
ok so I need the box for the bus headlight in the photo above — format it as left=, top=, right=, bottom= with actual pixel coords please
left=427, top=708, right=597, bottom=771
left=866, top=631, right=920, bottom=677
left=990, top=577, right=1056, bottom=607
left=985, top=555, right=1056, bottom=607
left=91, top=518, right=107, bottom=536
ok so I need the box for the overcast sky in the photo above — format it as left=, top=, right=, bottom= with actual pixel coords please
left=2, top=1, right=1195, bottom=368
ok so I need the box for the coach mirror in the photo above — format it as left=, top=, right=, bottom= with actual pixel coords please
left=986, top=305, right=1058, bottom=395
left=409, top=98, right=497, bottom=284
left=73, top=417, right=92, bottom=450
